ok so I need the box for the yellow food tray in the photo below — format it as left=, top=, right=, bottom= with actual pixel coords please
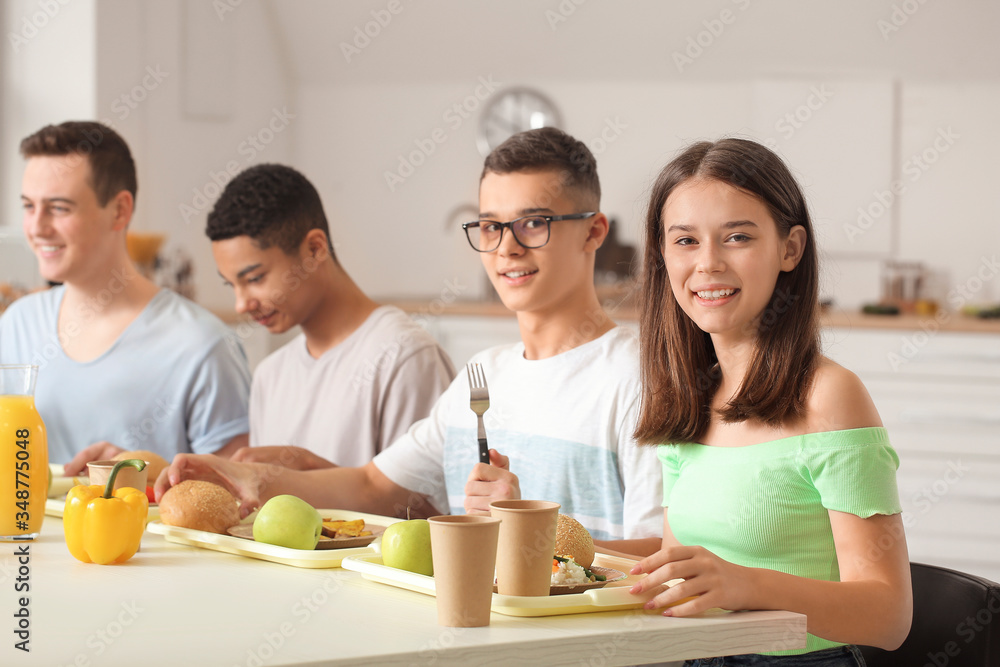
left=49, top=474, right=89, bottom=498
left=146, top=509, right=400, bottom=569
left=341, top=552, right=677, bottom=617
left=46, top=497, right=161, bottom=522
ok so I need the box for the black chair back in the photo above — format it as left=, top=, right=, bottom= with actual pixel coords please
left=860, top=562, right=1000, bottom=666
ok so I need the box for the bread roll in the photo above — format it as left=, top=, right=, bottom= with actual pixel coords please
left=113, top=450, right=169, bottom=486
left=554, top=514, right=595, bottom=568
left=159, top=480, right=240, bottom=534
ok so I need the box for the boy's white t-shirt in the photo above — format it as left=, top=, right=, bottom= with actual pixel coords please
left=249, top=306, right=455, bottom=467
left=373, top=326, right=662, bottom=541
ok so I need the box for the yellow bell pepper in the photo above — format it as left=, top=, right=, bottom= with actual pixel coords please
left=64, top=459, right=149, bottom=565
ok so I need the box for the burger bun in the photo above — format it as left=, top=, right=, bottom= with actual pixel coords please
left=159, top=480, right=240, bottom=534
left=554, top=514, right=595, bottom=569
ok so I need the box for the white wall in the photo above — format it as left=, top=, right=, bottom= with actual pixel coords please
left=1, top=0, right=294, bottom=313
left=296, top=80, right=756, bottom=304
left=1, top=0, right=96, bottom=235
left=104, top=0, right=295, bottom=311
left=281, top=1, right=1000, bottom=312
left=3, top=0, right=1000, bottom=313
left=297, top=74, right=999, bottom=311
left=898, top=84, right=1000, bottom=307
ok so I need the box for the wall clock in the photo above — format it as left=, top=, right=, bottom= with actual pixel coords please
left=476, top=87, right=563, bottom=157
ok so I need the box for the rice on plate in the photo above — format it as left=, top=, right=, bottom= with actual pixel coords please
left=551, top=554, right=604, bottom=585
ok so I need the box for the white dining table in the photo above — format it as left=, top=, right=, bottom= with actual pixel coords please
left=4, top=514, right=806, bottom=666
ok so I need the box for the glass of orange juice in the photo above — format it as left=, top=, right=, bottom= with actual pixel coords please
left=0, top=365, right=48, bottom=541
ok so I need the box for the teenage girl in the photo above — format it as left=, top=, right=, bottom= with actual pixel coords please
left=628, top=138, right=912, bottom=666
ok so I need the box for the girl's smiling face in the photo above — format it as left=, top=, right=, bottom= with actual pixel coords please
left=661, top=178, right=805, bottom=341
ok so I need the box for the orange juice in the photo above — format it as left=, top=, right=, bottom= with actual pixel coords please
left=0, top=394, right=48, bottom=540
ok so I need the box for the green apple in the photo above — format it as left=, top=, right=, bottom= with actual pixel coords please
left=253, top=495, right=322, bottom=550
left=380, top=519, right=433, bottom=576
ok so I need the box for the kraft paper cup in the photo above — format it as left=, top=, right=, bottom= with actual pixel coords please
left=87, top=460, right=149, bottom=493
left=489, top=499, right=560, bottom=596
left=428, top=515, right=501, bottom=627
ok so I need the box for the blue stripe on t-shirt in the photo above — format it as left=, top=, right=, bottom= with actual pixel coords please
left=443, top=427, right=625, bottom=541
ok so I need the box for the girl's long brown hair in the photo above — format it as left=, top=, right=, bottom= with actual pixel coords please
left=634, top=139, right=820, bottom=445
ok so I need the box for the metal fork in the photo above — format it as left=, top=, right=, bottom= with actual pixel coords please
left=467, top=362, right=491, bottom=464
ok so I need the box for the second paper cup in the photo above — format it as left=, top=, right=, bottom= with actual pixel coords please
left=489, top=499, right=560, bottom=596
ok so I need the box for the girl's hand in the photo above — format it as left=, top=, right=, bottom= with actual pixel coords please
left=627, top=545, right=755, bottom=616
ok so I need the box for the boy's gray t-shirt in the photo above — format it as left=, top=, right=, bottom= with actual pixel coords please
left=249, top=305, right=455, bottom=467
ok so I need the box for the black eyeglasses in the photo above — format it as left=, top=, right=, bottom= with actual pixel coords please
left=462, top=212, right=596, bottom=253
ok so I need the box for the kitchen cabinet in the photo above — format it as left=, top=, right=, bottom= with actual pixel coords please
left=822, top=326, right=1000, bottom=582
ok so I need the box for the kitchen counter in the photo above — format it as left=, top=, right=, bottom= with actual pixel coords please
left=384, top=299, right=1000, bottom=334
left=819, top=308, right=1000, bottom=334
left=10, top=516, right=806, bottom=666
left=210, top=295, right=1000, bottom=373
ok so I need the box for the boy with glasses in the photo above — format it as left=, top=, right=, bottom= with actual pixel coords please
left=158, top=128, right=661, bottom=554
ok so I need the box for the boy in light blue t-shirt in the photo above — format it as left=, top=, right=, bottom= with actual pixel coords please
left=0, top=121, right=250, bottom=471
